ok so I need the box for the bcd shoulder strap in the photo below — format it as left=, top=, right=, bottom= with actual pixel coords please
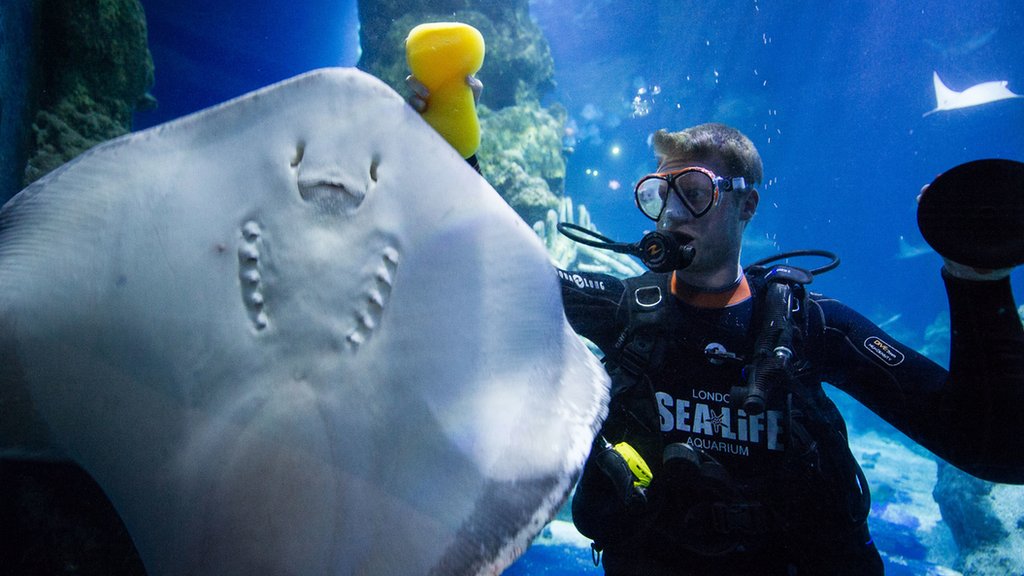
left=599, top=272, right=674, bottom=465
left=608, top=272, right=673, bottom=389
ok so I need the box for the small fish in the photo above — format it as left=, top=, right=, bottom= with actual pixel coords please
left=924, top=71, right=1023, bottom=116
left=897, top=235, right=932, bottom=259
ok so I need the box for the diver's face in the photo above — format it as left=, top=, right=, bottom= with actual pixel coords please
left=654, top=157, right=755, bottom=275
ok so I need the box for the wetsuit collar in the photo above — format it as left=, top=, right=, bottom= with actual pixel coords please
left=671, top=271, right=752, bottom=308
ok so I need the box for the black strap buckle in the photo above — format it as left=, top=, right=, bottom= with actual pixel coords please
left=711, top=503, right=769, bottom=535
left=613, top=332, right=655, bottom=381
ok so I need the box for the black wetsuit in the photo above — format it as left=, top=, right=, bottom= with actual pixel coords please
left=564, top=267, right=1024, bottom=576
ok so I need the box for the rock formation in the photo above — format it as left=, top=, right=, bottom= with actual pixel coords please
left=934, top=461, right=1024, bottom=574
left=12, top=0, right=155, bottom=191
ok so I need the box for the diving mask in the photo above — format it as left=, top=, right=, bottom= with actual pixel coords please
left=634, top=166, right=747, bottom=220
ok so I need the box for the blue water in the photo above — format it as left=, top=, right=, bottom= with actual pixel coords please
left=136, top=0, right=1024, bottom=329
left=135, top=0, right=360, bottom=129
left=529, top=0, right=1024, bottom=334
left=132, top=0, right=1023, bottom=573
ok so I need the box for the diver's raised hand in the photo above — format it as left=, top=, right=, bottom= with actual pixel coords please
left=405, top=75, right=429, bottom=113
left=405, top=74, right=483, bottom=113
left=467, top=75, right=483, bottom=104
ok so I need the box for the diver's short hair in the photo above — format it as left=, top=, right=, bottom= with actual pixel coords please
left=653, top=123, right=763, bottom=186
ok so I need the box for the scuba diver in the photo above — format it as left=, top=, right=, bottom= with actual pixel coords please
left=408, top=72, right=1024, bottom=575
left=559, top=126, right=1023, bottom=575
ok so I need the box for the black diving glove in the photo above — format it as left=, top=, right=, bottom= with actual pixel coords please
left=594, top=444, right=649, bottom=513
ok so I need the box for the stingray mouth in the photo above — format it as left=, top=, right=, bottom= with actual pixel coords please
left=297, top=179, right=366, bottom=216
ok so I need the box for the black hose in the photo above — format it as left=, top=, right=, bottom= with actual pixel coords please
left=744, top=249, right=840, bottom=277
left=741, top=282, right=793, bottom=415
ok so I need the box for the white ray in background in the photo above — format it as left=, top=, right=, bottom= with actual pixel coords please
left=924, top=71, right=1023, bottom=116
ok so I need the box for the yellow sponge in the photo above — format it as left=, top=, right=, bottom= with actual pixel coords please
left=406, top=22, right=485, bottom=159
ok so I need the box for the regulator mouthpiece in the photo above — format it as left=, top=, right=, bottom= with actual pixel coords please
left=556, top=223, right=695, bottom=273
left=638, top=231, right=696, bottom=273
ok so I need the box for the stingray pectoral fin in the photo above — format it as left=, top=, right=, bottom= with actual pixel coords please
left=367, top=207, right=608, bottom=574
left=931, top=71, right=955, bottom=111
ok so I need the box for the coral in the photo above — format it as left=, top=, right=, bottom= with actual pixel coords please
left=25, top=94, right=126, bottom=182
left=848, top=429, right=957, bottom=568
left=535, top=196, right=645, bottom=277
left=354, top=0, right=564, bottom=232
left=937, top=459, right=1007, bottom=549
left=477, top=100, right=564, bottom=224
left=22, top=0, right=154, bottom=186
left=356, top=0, right=636, bottom=279
left=934, top=461, right=1024, bottom=574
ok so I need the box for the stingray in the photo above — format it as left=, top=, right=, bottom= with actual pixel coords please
left=924, top=71, right=1023, bottom=116
left=0, top=68, right=609, bottom=575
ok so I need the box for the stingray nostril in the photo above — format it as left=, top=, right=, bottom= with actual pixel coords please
left=370, top=154, right=380, bottom=183
left=291, top=143, right=306, bottom=168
